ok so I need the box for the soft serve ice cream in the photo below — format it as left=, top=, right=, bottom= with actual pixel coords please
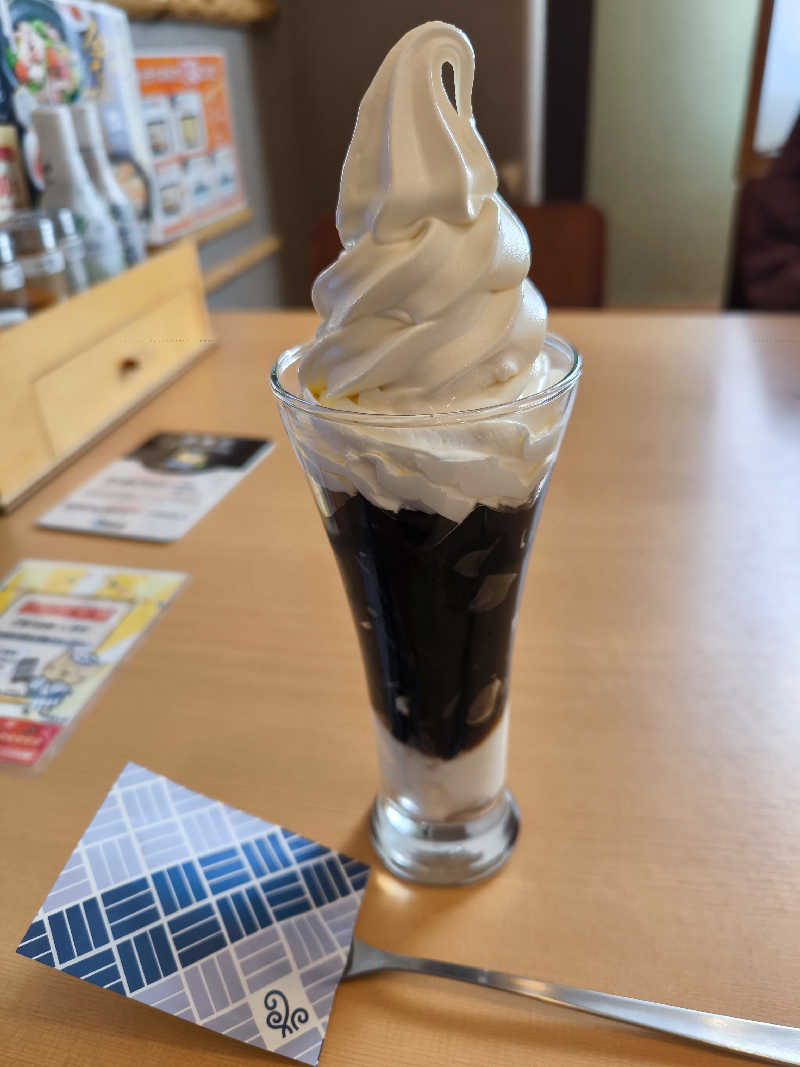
left=277, top=22, right=580, bottom=831
left=290, top=21, right=567, bottom=526
left=299, top=20, right=546, bottom=414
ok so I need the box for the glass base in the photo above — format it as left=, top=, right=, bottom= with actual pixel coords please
left=368, top=788, right=520, bottom=886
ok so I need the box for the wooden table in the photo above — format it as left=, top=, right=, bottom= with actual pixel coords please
left=2, top=310, right=799, bottom=1066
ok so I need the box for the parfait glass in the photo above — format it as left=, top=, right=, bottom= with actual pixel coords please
left=271, top=334, right=581, bottom=884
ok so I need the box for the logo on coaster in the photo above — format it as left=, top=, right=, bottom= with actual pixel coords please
left=247, top=970, right=318, bottom=1056
left=264, top=988, right=310, bottom=1038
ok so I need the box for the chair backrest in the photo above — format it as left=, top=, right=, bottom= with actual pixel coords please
left=512, top=201, right=605, bottom=308
left=309, top=215, right=343, bottom=289
left=309, top=201, right=606, bottom=308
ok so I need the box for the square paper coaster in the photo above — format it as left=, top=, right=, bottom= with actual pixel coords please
left=17, top=763, right=370, bottom=1064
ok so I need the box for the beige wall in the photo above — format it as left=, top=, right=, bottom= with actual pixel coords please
left=586, top=0, right=759, bottom=307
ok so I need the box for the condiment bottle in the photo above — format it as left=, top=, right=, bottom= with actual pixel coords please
left=0, top=230, right=29, bottom=330
left=72, top=101, right=146, bottom=267
left=31, top=105, right=125, bottom=284
left=52, top=207, right=89, bottom=294
left=7, top=211, right=69, bottom=312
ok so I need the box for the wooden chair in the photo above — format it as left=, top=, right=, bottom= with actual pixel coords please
left=309, top=214, right=345, bottom=289
left=511, top=201, right=605, bottom=308
left=310, top=201, right=605, bottom=308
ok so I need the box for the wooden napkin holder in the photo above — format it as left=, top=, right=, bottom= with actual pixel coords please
left=0, top=240, right=214, bottom=510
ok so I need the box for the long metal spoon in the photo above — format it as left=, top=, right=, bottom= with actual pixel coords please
left=342, top=937, right=799, bottom=1064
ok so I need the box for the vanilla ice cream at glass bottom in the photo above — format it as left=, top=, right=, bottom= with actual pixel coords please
left=271, top=22, right=581, bottom=885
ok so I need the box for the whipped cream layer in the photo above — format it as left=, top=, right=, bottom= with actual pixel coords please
left=289, top=21, right=568, bottom=521
left=290, top=397, right=561, bottom=522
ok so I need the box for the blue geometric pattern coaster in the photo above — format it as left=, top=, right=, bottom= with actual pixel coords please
left=17, top=762, right=370, bottom=1064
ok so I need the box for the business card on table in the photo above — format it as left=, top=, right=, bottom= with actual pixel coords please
left=17, top=763, right=370, bottom=1065
left=0, top=562, right=185, bottom=770
left=38, top=432, right=274, bottom=542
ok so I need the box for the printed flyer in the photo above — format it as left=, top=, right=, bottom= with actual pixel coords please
left=135, top=50, right=246, bottom=242
left=0, top=561, right=185, bottom=770
left=39, top=432, right=274, bottom=542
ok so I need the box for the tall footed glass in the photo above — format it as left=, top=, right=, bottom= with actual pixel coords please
left=271, top=334, right=581, bottom=885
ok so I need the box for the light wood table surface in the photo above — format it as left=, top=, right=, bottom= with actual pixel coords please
left=2, top=309, right=799, bottom=1067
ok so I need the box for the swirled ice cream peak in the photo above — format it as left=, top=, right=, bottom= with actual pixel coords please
left=336, top=20, right=496, bottom=244
left=297, top=21, right=548, bottom=415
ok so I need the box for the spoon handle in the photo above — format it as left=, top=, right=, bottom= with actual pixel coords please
left=345, top=939, right=800, bottom=1064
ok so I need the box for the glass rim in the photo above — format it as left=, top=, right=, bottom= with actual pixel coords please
left=269, top=332, right=582, bottom=427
